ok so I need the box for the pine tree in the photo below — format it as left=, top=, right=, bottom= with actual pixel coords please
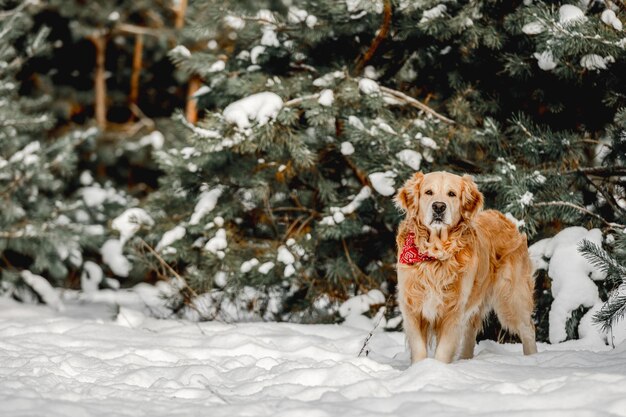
left=130, top=0, right=626, bottom=329
left=0, top=1, right=129, bottom=303
left=579, top=235, right=626, bottom=334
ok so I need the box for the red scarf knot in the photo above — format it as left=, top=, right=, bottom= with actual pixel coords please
left=399, top=232, right=436, bottom=265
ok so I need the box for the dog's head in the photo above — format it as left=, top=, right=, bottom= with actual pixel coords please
left=395, top=171, right=483, bottom=232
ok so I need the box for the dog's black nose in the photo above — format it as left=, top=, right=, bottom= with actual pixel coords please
left=432, top=202, right=446, bottom=214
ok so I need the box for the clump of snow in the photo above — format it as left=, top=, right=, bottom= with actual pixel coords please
left=155, top=225, right=186, bottom=252
left=534, top=50, right=558, bottom=71
left=335, top=186, right=372, bottom=217
left=112, top=208, right=154, bottom=245
left=396, top=149, right=423, bottom=171
left=519, top=191, right=534, bottom=207
left=78, top=185, right=129, bottom=208
left=250, top=46, right=266, bottom=64
left=358, top=78, right=380, bottom=95
left=224, top=15, right=245, bottom=30
left=420, top=4, right=447, bottom=24
left=260, top=27, right=279, bottom=47
left=140, top=131, right=164, bottom=149
left=313, top=71, right=345, bottom=87
left=522, top=21, right=545, bottom=35
left=340, top=141, right=355, bottom=155
left=208, top=60, right=226, bottom=73
left=223, top=92, right=283, bottom=129
left=101, top=239, right=132, bottom=277
left=21, top=271, right=64, bottom=311
left=559, top=4, right=586, bottom=26
left=170, top=45, right=191, bottom=58
left=339, top=289, right=386, bottom=329
left=189, top=187, right=223, bottom=226
left=204, top=228, right=227, bottom=255
left=81, top=261, right=103, bottom=293
left=348, top=115, right=365, bottom=130
left=369, top=171, right=396, bottom=196
left=283, top=264, right=295, bottom=277
left=9, top=141, right=41, bottom=166
left=601, top=9, right=623, bottom=31
left=529, top=227, right=607, bottom=344
left=241, top=258, right=260, bottom=273
left=318, top=89, right=334, bottom=107
left=322, top=187, right=372, bottom=226
left=258, top=262, right=275, bottom=275
left=277, top=246, right=295, bottom=265
left=580, top=54, right=614, bottom=71
left=79, top=170, right=94, bottom=185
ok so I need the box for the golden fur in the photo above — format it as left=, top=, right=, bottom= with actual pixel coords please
left=395, top=171, right=537, bottom=363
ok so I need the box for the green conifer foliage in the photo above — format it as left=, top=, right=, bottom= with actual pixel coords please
left=136, top=0, right=625, bottom=327
left=0, top=1, right=128, bottom=301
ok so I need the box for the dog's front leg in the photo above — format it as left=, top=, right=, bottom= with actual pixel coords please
left=404, top=314, right=428, bottom=363
left=434, top=320, right=461, bottom=363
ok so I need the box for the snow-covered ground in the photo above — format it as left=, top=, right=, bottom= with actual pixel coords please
left=1, top=298, right=626, bottom=417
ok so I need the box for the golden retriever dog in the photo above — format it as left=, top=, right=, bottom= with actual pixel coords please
left=395, top=171, right=537, bottom=363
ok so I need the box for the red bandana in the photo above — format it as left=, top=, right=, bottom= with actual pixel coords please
left=399, top=232, right=436, bottom=265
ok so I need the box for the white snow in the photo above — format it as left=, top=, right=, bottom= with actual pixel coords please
left=258, top=261, right=275, bottom=275
left=305, top=15, right=318, bottom=28
left=277, top=246, right=295, bottom=265
left=420, top=4, right=447, bottom=24
left=81, top=261, right=103, bottom=293
left=529, top=227, right=609, bottom=344
left=20, top=271, right=64, bottom=311
left=339, top=289, right=385, bottom=318
left=369, top=171, right=397, bottom=196
left=79, top=170, right=93, bottom=185
left=156, top=225, right=187, bottom=252
left=341, top=141, right=355, bottom=155
left=170, top=45, right=191, bottom=58
left=580, top=54, right=614, bottom=71
left=139, top=131, right=165, bottom=149
left=519, top=191, right=534, bottom=207
left=396, top=149, right=422, bottom=170
left=522, top=21, right=545, bottom=35
left=78, top=185, right=129, bottom=208
left=208, top=60, right=226, bottom=73
left=318, top=89, right=334, bottom=106
left=559, top=4, right=586, bottom=25
left=240, top=258, right=260, bottom=273
left=313, top=71, right=345, bottom=87
left=9, top=141, right=40, bottom=165
left=204, top=228, right=227, bottom=254
left=601, top=9, right=623, bottom=31
left=283, top=264, right=295, bottom=277
left=2, top=296, right=626, bottom=416
left=358, top=78, right=380, bottom=95
left=340, top=186, right=372, bottom=216
left=112, top=208, right=154, bottom=245
left=260, top=28, right=280, bottom=47
left=189, top=187, right=223, bottom=226
left=101, top=239, right=132, bottom=277
left=250, top=46, right=266, bottom=64
left=223, top=92, right=283, bottom=129
left=534, top=50, right=558, bottom=71
left=224, top=15, right=245, bottom=30
left=348, top=115, right=365, bottom=130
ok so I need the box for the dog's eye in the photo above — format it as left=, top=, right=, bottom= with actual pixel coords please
left=425, top=190, right=433, bottom=196
left=448, top=191, right=457, bottom=197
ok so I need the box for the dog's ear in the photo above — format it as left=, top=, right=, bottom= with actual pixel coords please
left=461, top=174, right=484, bottom=220
left=395, top=172, right=424, bottom=214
